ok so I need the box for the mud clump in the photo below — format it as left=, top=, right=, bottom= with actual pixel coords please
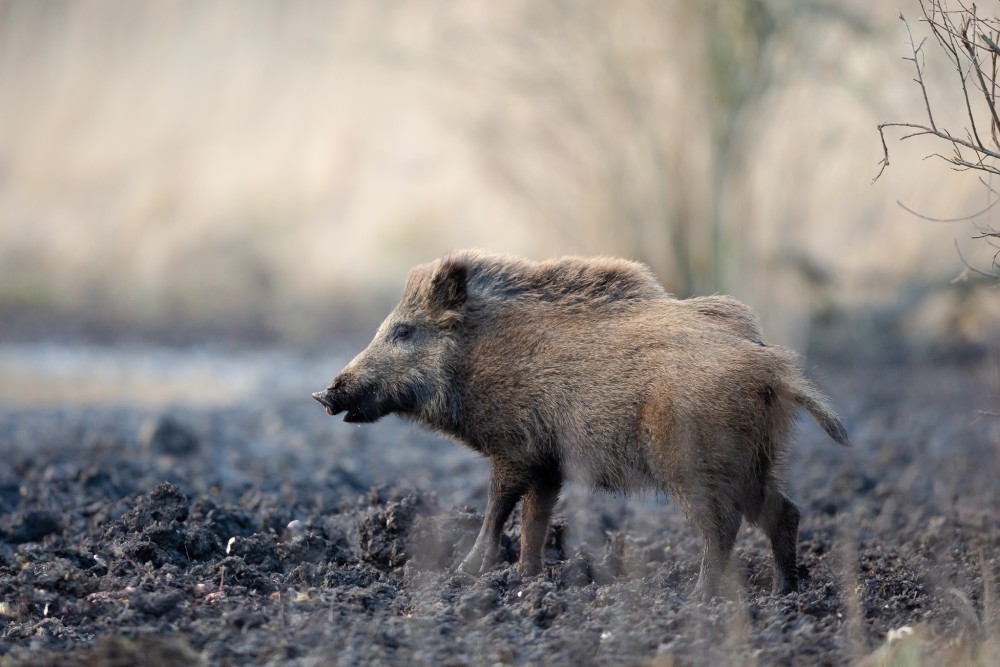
left=139, top=416, right=200, bottom=456
left=39, top=634, right=203, bottom=667
left=98, top=482, right=219, bottom=567
left=358, top=491, right=430, bottom=570
left=2, top=509, right=63, bottom=544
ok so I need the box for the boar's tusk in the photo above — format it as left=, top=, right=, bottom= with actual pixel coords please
left=311, top=391, right=339, bottom=416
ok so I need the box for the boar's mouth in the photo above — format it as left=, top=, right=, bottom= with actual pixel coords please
left=343, top=406, right=380, bottom=423
left=311, top=386, right=391, bottom=424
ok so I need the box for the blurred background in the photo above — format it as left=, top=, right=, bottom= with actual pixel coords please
left=1, top=0, right=998, bottom=405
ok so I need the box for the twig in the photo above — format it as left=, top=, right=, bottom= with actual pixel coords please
left=877, top=121, right=1000, bottom=177
left=896, top=195, right=1000, bottom=222
left=906, top=11, right=937, bottom=132
left=982, top=31, right=1000, bottom=56
left=954, top=238, right=1000, bottom=278
left=961, top=6, right=1000, bottom=150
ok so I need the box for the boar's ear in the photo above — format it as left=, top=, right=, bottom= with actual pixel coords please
left=429, top=258, right=468, bottom=314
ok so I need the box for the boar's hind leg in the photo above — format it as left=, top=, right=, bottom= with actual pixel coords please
left=758, top=486, right=800, bottom=594
left=517, top=473, right=562, bottom=577
left=692, top=502, right=742, bottom=602
left=459, top=463, right=527, bottom=576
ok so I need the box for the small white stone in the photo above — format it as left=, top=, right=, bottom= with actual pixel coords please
left=887, top=626, right=914, bottom=644
left=286, top=519, right=306, bottom=541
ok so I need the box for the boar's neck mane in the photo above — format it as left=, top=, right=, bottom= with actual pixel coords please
left=461, top=253, right=667, bottom=310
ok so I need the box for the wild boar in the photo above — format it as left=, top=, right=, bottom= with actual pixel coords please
left=312, top=250, right=849, bottom=600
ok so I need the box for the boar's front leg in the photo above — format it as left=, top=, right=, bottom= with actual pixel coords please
left=517, top=471, right=561, bottom=577
left=459, top=460, right=527, bottom=576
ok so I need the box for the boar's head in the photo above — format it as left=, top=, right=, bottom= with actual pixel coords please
left=313, top=257, right=468, bottom=424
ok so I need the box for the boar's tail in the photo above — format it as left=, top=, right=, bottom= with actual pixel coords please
left=788, top=378, right=851, bottom=447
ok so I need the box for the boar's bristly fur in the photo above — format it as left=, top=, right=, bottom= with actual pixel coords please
left=313, top=250, right=850, bottom=600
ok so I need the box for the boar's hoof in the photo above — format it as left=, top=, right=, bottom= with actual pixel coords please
left=773, top=575, right=798, bottom=595
left=515, top=560, right=543, bottom=578
left=458, top=558, right=484, bottom=577
left=691, top=579, right=720, bottom=604
left=458, top=561, right=480, bottom=578
left=458, top=550, right=493, bottom=577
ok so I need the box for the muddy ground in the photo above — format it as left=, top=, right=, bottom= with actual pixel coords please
left=1, top=349, right=999, bottom=665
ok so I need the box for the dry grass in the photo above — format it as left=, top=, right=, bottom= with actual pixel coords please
left=860, top=627, right=1000, bottom=667
left=0, top=0, right=996, bottom=345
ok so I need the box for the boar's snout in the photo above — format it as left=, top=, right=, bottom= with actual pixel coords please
left=312, top=376, right=349, bottom=416
left=311, top=373, right=387, bottom=423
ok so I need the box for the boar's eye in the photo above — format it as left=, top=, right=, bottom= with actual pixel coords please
left=389, top=323, right=415, bottom=344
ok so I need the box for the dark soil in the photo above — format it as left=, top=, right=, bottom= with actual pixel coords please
left=1, top=355, right=999, bottom=665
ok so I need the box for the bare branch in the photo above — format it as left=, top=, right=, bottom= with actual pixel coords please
left=879, top=1, right=1000, bottom=278
left=878, top=121, right=1000, bottom=161
left=960, top=6, right=1000, bottom=150
left=955, top=238, right=1000, bottom=278
left=981, top=32, right=1000, bottom=56
left=896, top=196, right=1000, bottom=222
left=874, top=133, right=891, bottom=182
left=903, top=11, right=938, bottom=132
left=977, top=175, right=1000, bottom=195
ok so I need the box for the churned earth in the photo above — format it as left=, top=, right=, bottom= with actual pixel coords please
left=0, top=345, right=998, bottom=666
